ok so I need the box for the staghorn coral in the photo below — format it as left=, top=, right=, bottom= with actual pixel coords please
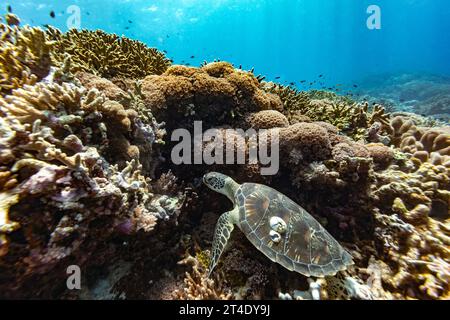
left=263, top=83, right=392, bottom=141
left=0, top=17, right=53, bottom=94
left=48, top=28, right=171, bottom=79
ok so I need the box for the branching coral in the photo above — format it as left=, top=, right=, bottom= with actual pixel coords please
left=0, top=80, right=182, bottom=297
left=0, top=17, right=53, bottom=94
left=173, top=253, right=232, bottom=300
left=263, top=83, right=391, bottom=141
left=48, top=28, right=171, bottom=79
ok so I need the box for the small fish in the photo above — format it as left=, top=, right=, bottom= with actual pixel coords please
left=275, top=76, right=281, bottom=80
left=190, top=55, right=195, bottom=59
left=163, top=50, right=168, bottom=53
left=7, top=5, right=12, bottom=13
left=166, top=35, right=170, bottom=38
left=42, top=24, right=51, bottom=28
left=289, top=82, right=295, bottom=86
left=300, top=80, right=306, bottom=83
left=86, top=12, right=91, bottom=16
left=353, top=84, right=358, bottom=88
left=128, top=20, right=133, bottom=23
left=50, top=10, right=55, bottom=18
left=318, top=74, right=323, bottom=78
left=309, top=82, right=313, bottom=86
left=328, top=87, right=333, bottom=90
left=125, top=26, right=130, bottom=30
left=186, top=63, right=191, bottom=66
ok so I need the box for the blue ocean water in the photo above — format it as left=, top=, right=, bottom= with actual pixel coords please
left=5, top=0, right=450, bottom=88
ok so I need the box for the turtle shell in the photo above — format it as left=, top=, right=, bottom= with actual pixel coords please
left=235, top=183, right=354, bottom=277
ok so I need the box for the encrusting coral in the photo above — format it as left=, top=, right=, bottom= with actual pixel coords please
left=371, top=160, right=449, bottom=299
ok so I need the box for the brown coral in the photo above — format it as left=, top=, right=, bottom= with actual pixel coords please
left=141, top=62, right=283, bottom=130
left=246, top=110, right=289, bottom=129
left=366, top=143, right=395, bottom=168
left=48, top=28, right=171, bottom=79
left=173, top=253, right=232, bottom=300
left=280, top=123, right=332, bottom=162
left=0, top=20, right=52, bottom=94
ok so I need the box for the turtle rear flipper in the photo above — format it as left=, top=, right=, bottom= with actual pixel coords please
left=208, top=209, right=237, bottom=276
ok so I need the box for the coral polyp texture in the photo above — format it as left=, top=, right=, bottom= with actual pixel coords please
left=0, top=17, right=449, bottom=300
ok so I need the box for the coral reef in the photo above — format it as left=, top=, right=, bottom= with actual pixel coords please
left=359, top=73, right=450, bottom=119
left=0, top=79, right=182, bottom=297
left=0, top=16, right=449, bottom=300
left=263, top=83, right=391, bottom=141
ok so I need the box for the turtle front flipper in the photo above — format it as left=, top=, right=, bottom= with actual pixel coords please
left=208, top=209, right=237, bottom=276
left=326, top=273, right=374, bottom=300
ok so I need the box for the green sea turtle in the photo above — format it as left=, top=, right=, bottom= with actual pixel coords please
left=203, top=172, right=373, bottom=300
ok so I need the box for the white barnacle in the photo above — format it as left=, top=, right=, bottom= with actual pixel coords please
left=270, top=230, right=282, bottom=243
left=270, top=216, right=287, bottom=234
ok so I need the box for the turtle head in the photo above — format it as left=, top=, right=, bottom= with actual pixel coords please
left=203, top=172, right=238, bottom=202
